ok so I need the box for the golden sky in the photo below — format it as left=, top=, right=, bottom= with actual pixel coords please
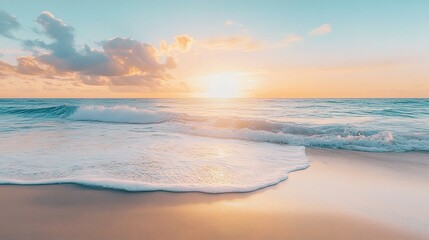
left=1, top=1, right=428, bottom=98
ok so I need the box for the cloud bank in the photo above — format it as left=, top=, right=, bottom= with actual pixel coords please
left=1, top=11, right=191, bottom=89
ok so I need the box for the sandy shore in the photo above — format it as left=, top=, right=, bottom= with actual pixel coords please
left=0, top=149, right=428, bottom=240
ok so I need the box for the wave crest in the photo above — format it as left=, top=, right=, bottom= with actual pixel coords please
left=0, top=105, right=77, bottom=118
left=68, top=105, right=171, bottom=124
left=0, top=104, right=170, bottom=124
left=3, top=103, right=427, bottom=152
left=65, top=106, right=429, bottom=152
left=170, top=124, right=429, bottom=152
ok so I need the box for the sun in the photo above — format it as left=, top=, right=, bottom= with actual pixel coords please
left=203, top=73, right=242, bottom=98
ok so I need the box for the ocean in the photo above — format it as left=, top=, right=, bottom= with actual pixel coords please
left=0, top=98, right=428, bottom=193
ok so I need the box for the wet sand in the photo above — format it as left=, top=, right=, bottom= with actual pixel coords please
left=0, top=149, right=428, bottom=240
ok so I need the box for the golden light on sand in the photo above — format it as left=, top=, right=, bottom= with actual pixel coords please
left=202, top=73, right=242, bottom=98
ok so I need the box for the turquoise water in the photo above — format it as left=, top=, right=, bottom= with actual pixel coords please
left=0, top=98, right=427, bottom=192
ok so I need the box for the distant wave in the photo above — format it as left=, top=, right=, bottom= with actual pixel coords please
left=0, top=105, right=78, bottom=118
left=2, top=104, right=428, bottom=152
left=169, top=116, right=429, bottom=152
left=175, top=125, right=429, bottom=152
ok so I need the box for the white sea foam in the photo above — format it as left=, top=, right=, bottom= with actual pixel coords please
left=63, top=105, right=429, bottom=152
left=164, top=123, right=429, bottom=152
left=0, top=129, right=308, bottom=193
left=68, top=105, right=171, bottom=124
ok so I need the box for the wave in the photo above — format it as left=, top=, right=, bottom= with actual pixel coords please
left=162, top=115, right=429, bottom=152
left=0, top=104, right=172, bottom=124
left=174, top=125, right=429, bottom=152
left=2, top=104, right=428, bottom=152
left=0, top=105, right=78, bottom=118
left=68, top=105, right=172, bottom=124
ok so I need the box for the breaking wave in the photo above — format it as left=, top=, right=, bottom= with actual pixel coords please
left=2, top=104, right=428, bottom=152
left=1, top=99, right=428, bottom=193
left=68, top=105, right=172, bottom=124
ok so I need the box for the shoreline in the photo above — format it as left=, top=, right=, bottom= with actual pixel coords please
left=0, top=149, right=428, bottom=239
left=1, top=147, right=426, bottom=194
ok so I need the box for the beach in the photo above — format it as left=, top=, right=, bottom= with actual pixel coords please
left=1, top=149, right=427, bottom=240
left=1, top=1, right=428, bottom=239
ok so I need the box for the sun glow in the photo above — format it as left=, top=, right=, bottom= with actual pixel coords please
left=202, top=73, right=243, bottom=98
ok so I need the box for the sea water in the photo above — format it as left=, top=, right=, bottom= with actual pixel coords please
left=0, top=98, right=427, bottom=192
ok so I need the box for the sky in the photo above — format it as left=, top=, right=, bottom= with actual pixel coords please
left=0, top=0, right=428, bottom=98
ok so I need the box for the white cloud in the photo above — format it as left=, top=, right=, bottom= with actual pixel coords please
left=309, top=24, right=332, bottom=36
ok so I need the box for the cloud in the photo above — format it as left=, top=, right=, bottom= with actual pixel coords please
left=160, top=34, right=193, bottom=54
left=37, top=11, right=74, bottom=45
left=0, top=10, right=20, bottom=39
left=174, top=35, right=193, bottom=52
left=224, top=20, right=246, bottom=29
left=283, top=34, right=303, bottom=46
left=2, top=11, right=191, bottom=88
left=100, top=37, right=175, bottom=76
left=202, top=35, right=263, bottom=52
left=201, top=33, right=303, bottom=52
left=0, top=60, right=16, bottom=76
left=17, top=56, right=49, bottom=75
left=309, top=24, right=332, bottom=36
left=24, top=12, right=111, bottom=74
